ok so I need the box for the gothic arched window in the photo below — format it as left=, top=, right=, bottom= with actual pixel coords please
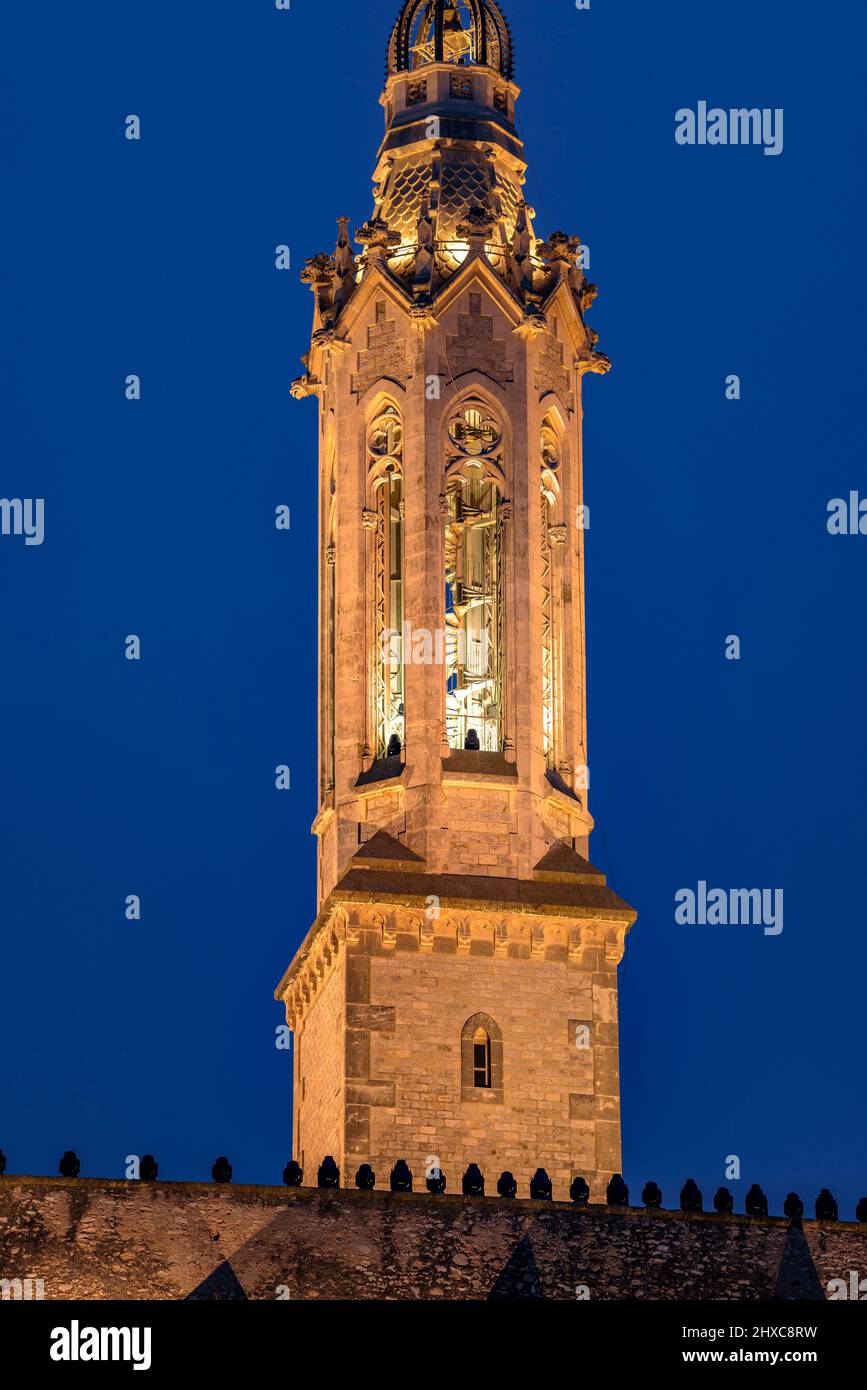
left=444, top=401, right=504, bottom=753
left=540, top=417, right=564, bottom=769
left=367, top=405, right=405, bottom=761
left=323, top=443, right=337, bottom=798
left=461, top=1011, right=503, bottom=1102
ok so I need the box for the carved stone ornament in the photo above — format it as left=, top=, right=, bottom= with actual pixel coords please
left=290, top=374, right=322, bottom=400
left=537, top=231, right=581, bottom=264
left=301, top=252, right=336, bottom=286
left=456, top=203, right=496, bottom=245
left=579, top=282, right=599, bottom=312
left=355, top=217, right=401, bottom=258
left=575, top=350, right=612, bottom=377
left=362, top=508, right=379, bottom=531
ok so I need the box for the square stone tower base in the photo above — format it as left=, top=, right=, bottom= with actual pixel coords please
left=277, top=836, right=635, bottom=1200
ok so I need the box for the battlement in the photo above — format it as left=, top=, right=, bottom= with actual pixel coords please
left=1, top=1176, right=865, bottom=1301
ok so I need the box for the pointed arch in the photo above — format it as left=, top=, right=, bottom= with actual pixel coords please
left=540, top=410, right=566, bottom=770
left=365, top=399, right=406, bottom=761
left=441, top=390, right=508, bottom=753
left=321, top=424, right=338, bottom=798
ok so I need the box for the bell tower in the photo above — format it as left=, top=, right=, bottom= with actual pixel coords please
left=277, top=0, right=636, bottom=1201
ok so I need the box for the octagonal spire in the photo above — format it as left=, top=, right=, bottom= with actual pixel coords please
left=388, top=0, right=514, bottom=80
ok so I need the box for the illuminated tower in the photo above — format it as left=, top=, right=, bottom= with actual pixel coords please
left=277, top=0, right=636, bottom=1200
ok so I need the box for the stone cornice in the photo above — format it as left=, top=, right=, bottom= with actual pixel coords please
left=275, top=877, right=636, bottom=1029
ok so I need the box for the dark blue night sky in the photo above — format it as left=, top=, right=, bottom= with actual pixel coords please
left=2, top=0, right=866, bottom=1214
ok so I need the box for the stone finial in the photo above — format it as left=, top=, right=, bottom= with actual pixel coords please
left=745, top=1184, right=768, bottom=1217
left=426, top=1168, right=447, bottom=1195
left=680, top=1178, right=703, bottom=1214
left=815, top=1188, right=838, bottom=1221
left=530, top=1168, right=553, bottom=1201
left=139, top=1155, right=158, bottom=1182
left=332, top=215, right=357, bottom=317
left=570, top=1176, right=591, bottom=1206
left=511, top=199, right=534, bottom=263
left=283, top=1160, right=303, bottom=1187
left=390, top=1158, right=413, bottom=1193
left=355, top=216, right=400, bottom=261
left=642, top=1181, right=663, bottom=1210
left=462, top=1164, right=485, bottom=1197
left=456, top=203, right=496, bottom=251
left=59, top=1150, right=81, bottom=1179
left=713, top=1186, right=734, bottom=1215
left=317, top=1156, right=340, bottom=1189
left=606, top=1173, right=629, bottom=1207
left=783, top=1192, right=804, bottom=1220
left=355, top=1164, right=376, bottom=1191
left=334, top=216, right=354, bottom=276
left=856, top=1197, right=867, bottom=1223
left=413, top=193, right=436, bottom=297
left=497, top=1171, right=517, bottom=1199
left=211, top=1156, right=232, bottom=1184
left=0, top=1149, right=6, bottom=1177
left=537, top=231, right=581, bottom=264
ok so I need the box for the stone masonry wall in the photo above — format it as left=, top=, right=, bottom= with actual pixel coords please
left=294, top=964, right=343, bottom=1174
left=351, top=939, right=620, bottom=1198
left=1, top=1179, right=863, bottom=1301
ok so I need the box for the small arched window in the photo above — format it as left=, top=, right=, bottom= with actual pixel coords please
left=461, top=1012, right=503, bottom=1103
left=472, top=1027, right=491, bottom=1088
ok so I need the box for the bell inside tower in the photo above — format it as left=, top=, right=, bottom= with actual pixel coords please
left=410, top=1, right=477, bottom=67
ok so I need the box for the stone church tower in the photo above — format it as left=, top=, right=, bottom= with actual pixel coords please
left=276, top=0, right=636, bottom=1200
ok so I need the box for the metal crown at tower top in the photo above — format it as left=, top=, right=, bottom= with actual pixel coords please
left=388, top=0, right=514, bottom=80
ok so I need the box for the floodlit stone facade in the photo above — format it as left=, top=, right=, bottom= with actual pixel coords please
left=277, top=0, right=636, bottom=1200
